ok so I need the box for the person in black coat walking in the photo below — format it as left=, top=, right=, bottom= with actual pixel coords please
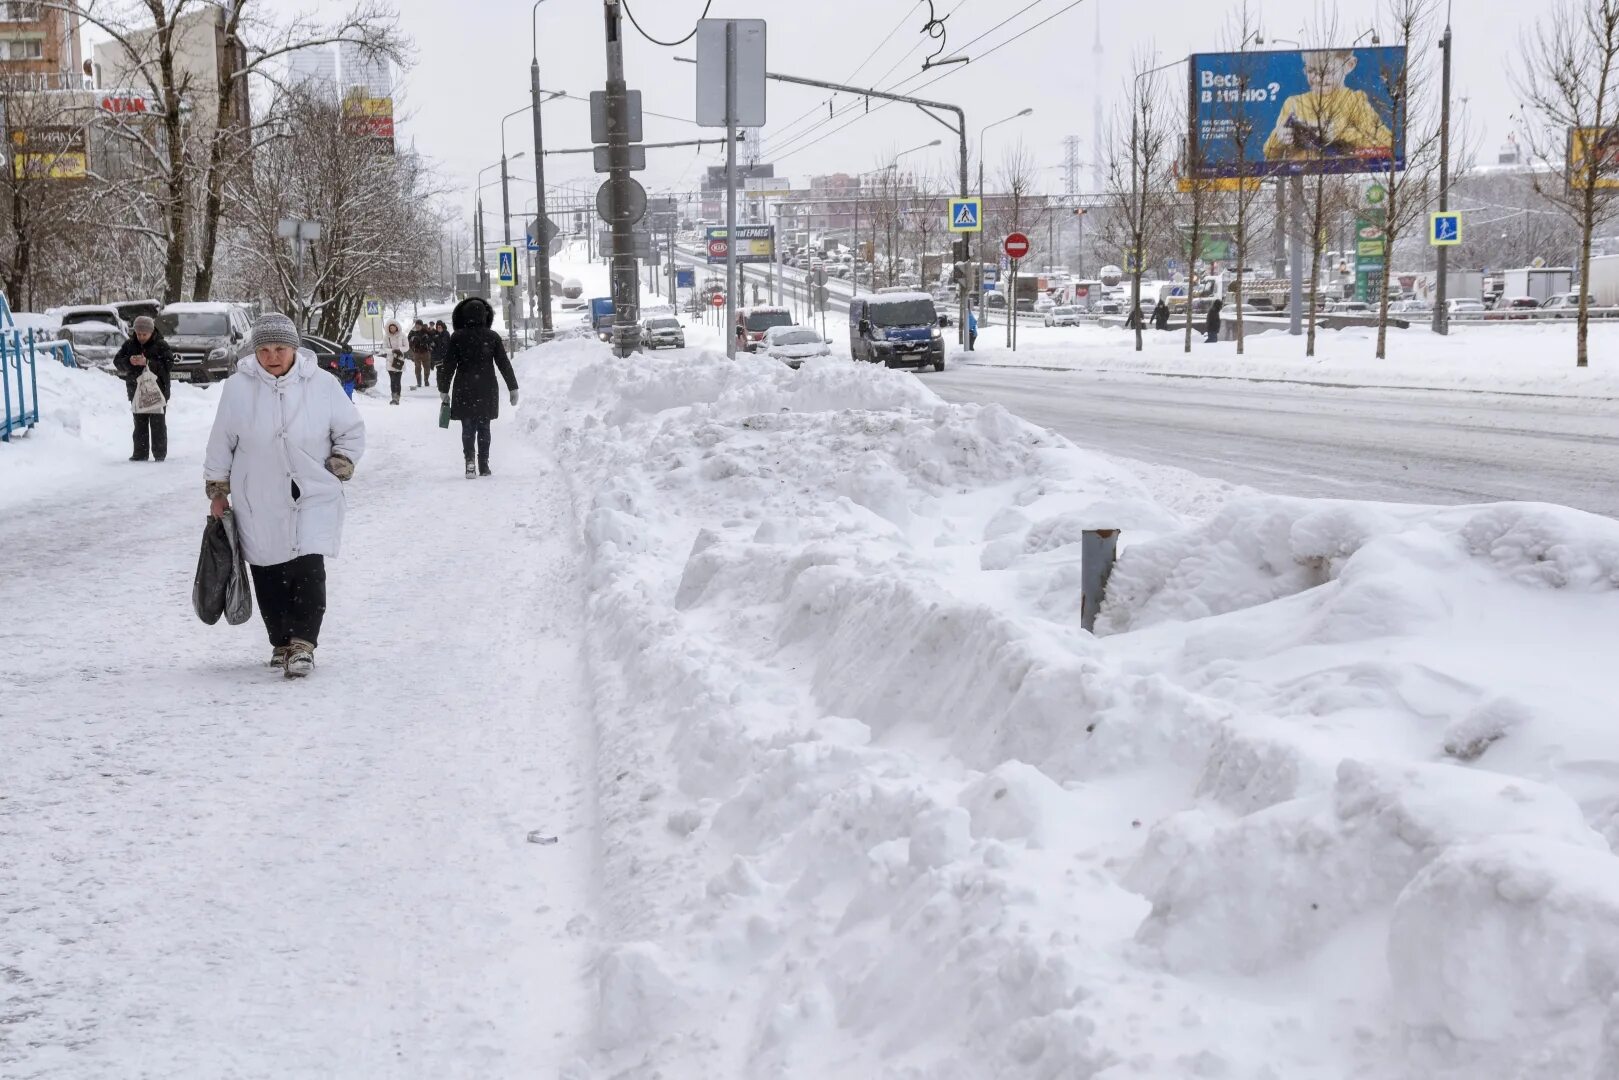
left=1151, top=301, right=1171, bottom=331
left=429, top=320, right=450, bottom=378
left=112, top=316, right=173, bottom=461
left=1205, top=298, right=1224, bottom=343
left=438, top=297, right=518, bottom=478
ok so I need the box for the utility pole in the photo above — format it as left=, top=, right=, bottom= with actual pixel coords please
left=603, top=1, right=642, bottom=357
left=1432, top=11, right=1453, bottom=335
left=531, top=0, right=555, bottom=340
left=724, top=19, right=739, bottom=357
left=500, top=151, right=516, bottom=351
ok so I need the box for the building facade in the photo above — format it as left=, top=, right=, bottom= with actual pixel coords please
left=0, top=1, right=84, bottom=88
left=91, top=6, right=249, bottom=136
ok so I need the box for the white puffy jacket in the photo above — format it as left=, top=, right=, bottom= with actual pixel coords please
left=382, top=325, right=410, bottom=353
left=204, top=350, right=366, bottom=567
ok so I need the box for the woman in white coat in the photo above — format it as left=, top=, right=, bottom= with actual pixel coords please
left=204, top=313, right=366, bottom=678
left=381, top=319, right=409, bottom=405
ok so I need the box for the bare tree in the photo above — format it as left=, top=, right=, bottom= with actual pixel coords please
left=907, top=173, right=946, bottom=290
left=997, top=140, right=1039, bottom=339
left=1358, top=0, right=1445, bottom=358
left=0, top=77, right=101, bottom=307
left=1516, top=0, right=1619, bottom=367
left=1212, top=0, right=1275, bottom=353
left=225, top=89, right=445, bottom=340
left=1101, top=56, right=1176, bottom=351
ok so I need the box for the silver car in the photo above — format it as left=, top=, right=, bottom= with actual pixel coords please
left=55, top=307, right=130, bottom=370
left=640, top=316, right=686, bottom=350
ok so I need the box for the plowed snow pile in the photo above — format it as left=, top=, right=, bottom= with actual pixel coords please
left=538, top=344, right=1619, bottom=1079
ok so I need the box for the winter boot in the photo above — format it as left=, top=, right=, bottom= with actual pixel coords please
left=284, top=639, right=315, bottom=679
left=465, top=458, right=477, bottom=479
left=269, top=645, right=290, bottom=669
left=478, top=458, right=491, bottom=477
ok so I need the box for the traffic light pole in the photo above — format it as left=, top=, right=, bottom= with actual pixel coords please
left=675, top=59, right=969, bottom=350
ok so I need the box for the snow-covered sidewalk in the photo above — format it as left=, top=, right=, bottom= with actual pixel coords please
left=1, top=366, right=594, bottom=1078
left=964, top=320, right=1619, bottom=398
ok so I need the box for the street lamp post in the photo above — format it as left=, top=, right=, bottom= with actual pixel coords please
left=498, top=105, right=531, bottom=352
left=531, top=0, right=556, bottom=340
left=853, top=139, right=939, bottom=296
left=476, top=161, right=505, bottom=294
left=977, top=107, right=1033, bottom=331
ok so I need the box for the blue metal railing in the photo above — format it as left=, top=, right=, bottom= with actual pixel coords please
left=0, top=293, right=76, bottom=442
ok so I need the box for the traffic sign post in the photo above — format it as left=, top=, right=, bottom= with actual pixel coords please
left=948, top=198, right=982, bottom=233
left=1003, top=232, right=1030, bottom=260
left=496, top=246, right=517, bottom=288
left=1429, top=211, right=1462, bottom=247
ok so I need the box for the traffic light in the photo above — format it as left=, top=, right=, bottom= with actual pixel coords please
left=952, top=238, right=969, bottom=261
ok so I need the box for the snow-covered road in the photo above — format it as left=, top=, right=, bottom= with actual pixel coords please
left=930, top=364, right=1619, bottom=516
left=1, top=374, right=594, bottom=1077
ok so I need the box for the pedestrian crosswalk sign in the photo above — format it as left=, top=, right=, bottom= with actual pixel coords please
left=1429, top=212, right=1462, bottom=246
left=948, top=198, right=982, bottom=233
left=497, top=246, right=517, bottom=287
left=363, top=299, right=381, bottom=317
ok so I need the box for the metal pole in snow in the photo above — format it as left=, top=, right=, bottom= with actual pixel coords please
left=1081, top=529, right=1119, bottom=633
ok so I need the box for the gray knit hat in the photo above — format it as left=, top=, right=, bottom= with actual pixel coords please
left=133, top=315, right=155, bottom=333
left=251, top=312, right=300, bottom=351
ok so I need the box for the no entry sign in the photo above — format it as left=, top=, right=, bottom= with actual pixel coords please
left=1003, top=232, right=1031, bottom=260
left=710, top=293, right=726, bottom=307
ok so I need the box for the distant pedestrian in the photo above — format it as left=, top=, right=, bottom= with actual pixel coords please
left=407, top=320, right=431, bottom=388
left=438, top=297, right=518, bottom=479
left=430, top=320, right=450, bottom=377
left=967, top=309, right=978, bottom=349
left=1152, top=301, right=1170, bottom=331
left=1205, top=298, right=1224, bottom=344
left=382, top=320, right=409, bottom=404
left=204, top=313, right=365, bottom=678
left=113, top=315, right=172, bottom=462
left=1125, top=304, right=1144, bottom=330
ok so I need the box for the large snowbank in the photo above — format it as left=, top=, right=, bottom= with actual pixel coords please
left=536, top=341, right=1619, bottom=1078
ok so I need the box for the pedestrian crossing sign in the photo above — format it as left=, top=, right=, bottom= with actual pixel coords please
left=1429, top=212, right=1462, bottom=247
left=948, top=197, right=982, bottom=233
left=497, top=246, right=517, bottom=287
left=363, top=299, right=381, bottom=318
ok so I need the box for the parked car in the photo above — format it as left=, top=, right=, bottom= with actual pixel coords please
left=1540, top=292, right=1583, bottom=316
left=1033, top=296, right=1056, bottom=313
left=849, top=292, right=945, bottom=372
left=735, top=305, right=794, bottom=352
left=1326, top=300, right=1372, bottom=314
left=304, top=334, right=378, bottom=390
left=1495, top=296, right=1542, bottom=319
left=55, top=306, right=130, bottom=369
left=159, top=301, right=254, bottom=383
left=762, top=325, right=830, bottom=368
left=1043, top=306, right=1084, bottom=327
left=1445, top=298, right=1487, bottom=315
left=641, top=316, right=686, bottom=349
left=112, top=298, right=163, bottom=326
left=1389, top=299, right=1432, bottom=316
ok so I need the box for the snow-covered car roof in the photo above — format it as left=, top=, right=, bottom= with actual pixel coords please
left=160, top=301, right=245, bottom=314
left=762, top=324, right=811, bottom=340
left=62, top=320, right=121, bottom=334
left=861, top=291, right=934, bottom=306
left=56, top=305, right=124, bottom=319
left=738, top=305, right=791, bottom=314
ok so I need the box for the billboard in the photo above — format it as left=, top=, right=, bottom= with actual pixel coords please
left=1189, top=47, right=1406, bottom=177
left=9, top=126, right=87, bottom=180
left=1566, top=127, right=1619, bottom=190
left=342, top=90, right=395, bottom=153
left=705, top=224, right=774, bottom=264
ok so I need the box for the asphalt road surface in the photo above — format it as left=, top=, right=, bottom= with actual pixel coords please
left=928, top=364, right=1619, bottom=518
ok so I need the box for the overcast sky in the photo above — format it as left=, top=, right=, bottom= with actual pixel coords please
left=374, top=0, right=1526, bottom=213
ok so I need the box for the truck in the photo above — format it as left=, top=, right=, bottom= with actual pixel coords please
left=589, top=297, right=614, bottom=340
left=1504, top=267, right=1576, bottom=304
left=1580, top=256, right=1619, bottom=308
left=1442, top=270, right=1485, bottom=305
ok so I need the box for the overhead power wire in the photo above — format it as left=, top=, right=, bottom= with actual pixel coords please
left=771, top=0, right=1090, bottom=165
left=622, top=0, right=714, bottom=48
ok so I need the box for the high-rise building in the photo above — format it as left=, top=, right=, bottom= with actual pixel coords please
left=286, top=43, right=339, bottom=101
left=0, top=0, right=85, bottom=90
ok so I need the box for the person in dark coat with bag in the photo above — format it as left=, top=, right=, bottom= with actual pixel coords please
left=438, top=297, right=518, bottom=479
left=1205, top=298, right=1224, bottom=343
left=113, top=315, right=173, bottom=462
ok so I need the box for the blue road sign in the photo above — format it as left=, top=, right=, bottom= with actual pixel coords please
left=676, top=268, right=695, bottom=288
left=1429, top=211, right=1462, bottom=246
left=948, top=198, right=983, bottom=233
left=526, top=236, right=541, bottom=252
left=496, top=246, right=517, bottom=287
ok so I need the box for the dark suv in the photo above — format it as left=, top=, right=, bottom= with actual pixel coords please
left=159, top=302, right=254, bottom=383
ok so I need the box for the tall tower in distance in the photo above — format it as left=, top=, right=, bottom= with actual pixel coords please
left=1090, top=0, right=1105, bottom=191
left=1063, top=135, right=1081, bottom=197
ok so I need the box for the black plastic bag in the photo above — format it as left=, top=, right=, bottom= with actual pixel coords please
left=192, top=511, right=253, bottom=626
